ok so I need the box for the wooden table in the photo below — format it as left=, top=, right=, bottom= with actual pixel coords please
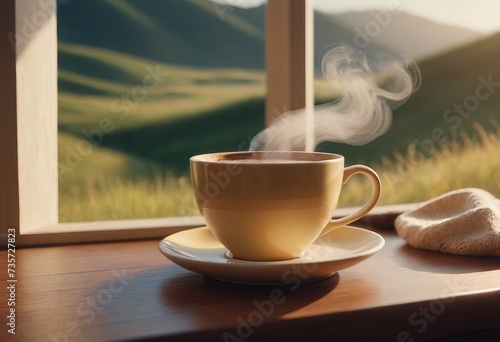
left=1, top=224, right=500, bottom=342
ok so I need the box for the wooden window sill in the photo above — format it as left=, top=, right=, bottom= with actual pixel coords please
left=2, top=216, right=500, bottom=341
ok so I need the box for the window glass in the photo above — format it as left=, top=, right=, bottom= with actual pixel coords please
left=57, top=0, right=266, bottom=222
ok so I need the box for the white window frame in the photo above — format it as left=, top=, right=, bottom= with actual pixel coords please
left=0, top=0, right=313, bottom=247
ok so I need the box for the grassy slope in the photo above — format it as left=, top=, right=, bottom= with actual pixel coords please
left=58, top=42, right=266, bottom=133
left=339, top=123, right=500, bottom=206
left=101, top=97, right=266, bottom=173
left=58, top=132, right=157, bottom=185
left=58, top=133, right=195, bottom=221
left=58, top=132, right=197, bottom=221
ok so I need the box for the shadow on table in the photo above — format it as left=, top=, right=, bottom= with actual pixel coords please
left=90, top=265, right=381, bottom=340
left=396, top=244, right=500, bottom=274
left=160, top=270, right=339, bottom=319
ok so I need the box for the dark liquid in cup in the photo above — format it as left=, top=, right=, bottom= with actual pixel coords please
left=216, top=152, right=331, bottom=163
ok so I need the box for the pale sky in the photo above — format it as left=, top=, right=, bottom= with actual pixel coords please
left=213, top=0, right=500, bottom=34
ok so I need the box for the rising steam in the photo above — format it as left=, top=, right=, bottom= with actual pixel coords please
left=250, top=45, right=421, bottom=151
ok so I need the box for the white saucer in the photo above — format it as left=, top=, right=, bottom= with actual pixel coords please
left=159, top=225, right=384, bottom=285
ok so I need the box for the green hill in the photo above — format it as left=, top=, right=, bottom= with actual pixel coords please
left=58, top=42, right=266, bottom=134
left=57, top=0, right=265, bottom=69
left=100, top=97, right=266, bottom=173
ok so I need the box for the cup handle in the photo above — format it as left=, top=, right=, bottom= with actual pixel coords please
left=319, top=165, right=381, bottom=237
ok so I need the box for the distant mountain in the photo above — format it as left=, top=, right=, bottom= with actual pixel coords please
left=326, top=11, right=483, bottom=61
left=58, top=0, right=483, bottom=73
left=234, top=7, right=484, bottom=64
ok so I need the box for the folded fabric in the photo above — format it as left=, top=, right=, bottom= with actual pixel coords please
left=395, top=188, right=500, bottom=256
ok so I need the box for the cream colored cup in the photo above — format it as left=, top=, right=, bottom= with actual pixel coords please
left=190, top=151, right=381, bottom=261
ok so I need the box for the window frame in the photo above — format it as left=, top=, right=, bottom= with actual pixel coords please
left=0, top=0, right=313, bottom=247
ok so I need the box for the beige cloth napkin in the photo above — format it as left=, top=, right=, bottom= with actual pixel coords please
left=395, top=188, right=500, bottom=256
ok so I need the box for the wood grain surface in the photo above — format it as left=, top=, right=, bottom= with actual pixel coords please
left=1, top=226, right=499, bottom=341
